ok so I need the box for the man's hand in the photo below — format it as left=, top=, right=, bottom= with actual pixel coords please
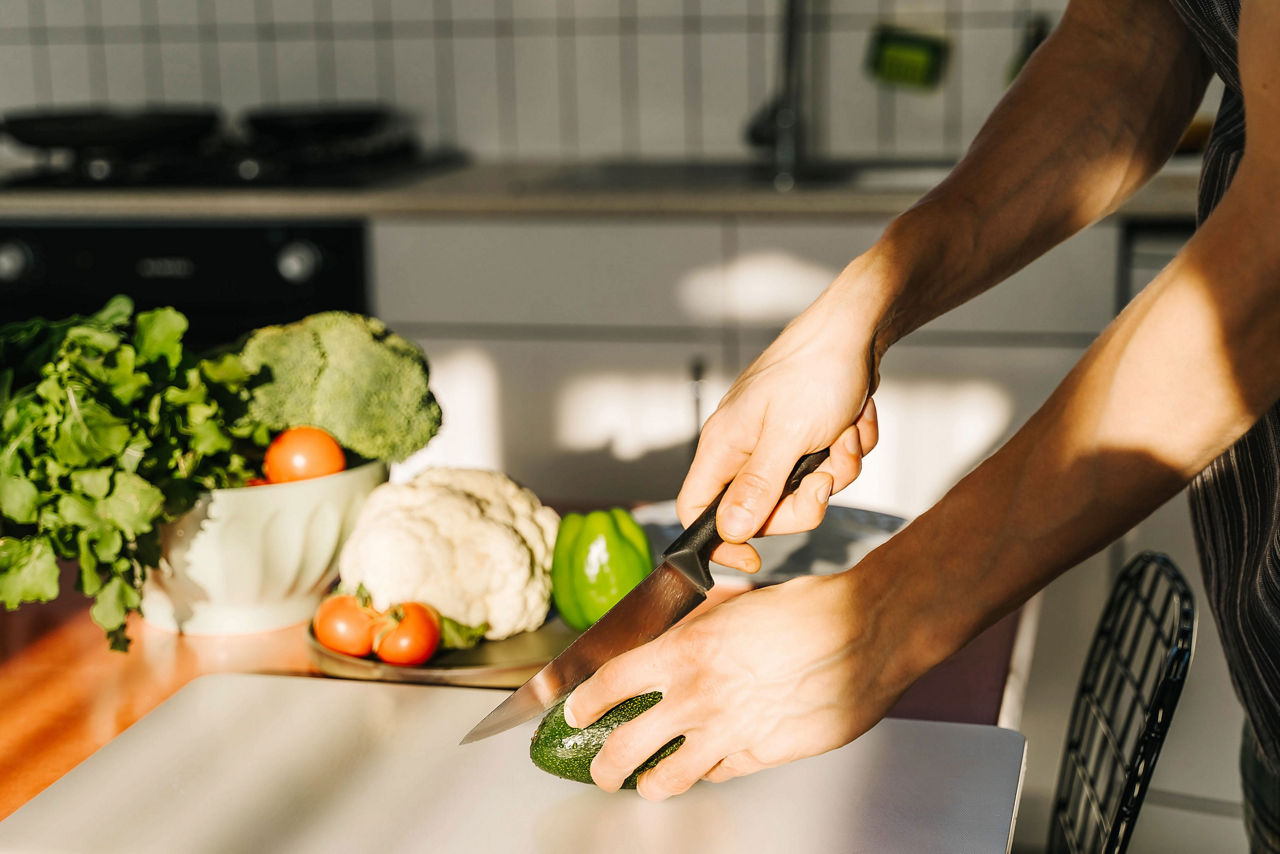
left=676, top=268, right=885, bottom=573
left=562, top=571, right=913, bottom=801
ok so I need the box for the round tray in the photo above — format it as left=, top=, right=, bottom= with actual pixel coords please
left=307, top=617, right=580, bottom=689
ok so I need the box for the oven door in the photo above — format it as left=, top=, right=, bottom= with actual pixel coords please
left=0, top=219, right=368, bottom=349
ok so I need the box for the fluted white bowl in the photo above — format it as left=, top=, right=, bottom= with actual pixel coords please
left=141, top=461, right=388, bottom=635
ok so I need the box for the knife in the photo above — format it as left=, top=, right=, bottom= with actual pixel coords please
left=459, top=449, right=830, bottom=745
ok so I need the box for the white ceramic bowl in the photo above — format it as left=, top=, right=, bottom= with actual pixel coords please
left=141, top=461, right=388, bottom=635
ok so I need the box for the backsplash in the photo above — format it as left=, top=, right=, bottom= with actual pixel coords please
left=0, top=0, right=1065, bottom=161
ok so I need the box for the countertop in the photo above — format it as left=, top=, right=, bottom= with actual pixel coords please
left=0, top=158, right=1203, bottom=220
left=0, top=561, right=1028, bottom=820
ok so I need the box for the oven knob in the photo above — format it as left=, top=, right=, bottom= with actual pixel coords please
left=276, top=241, right=321, bottom=283
left=0, top=240, right=31, bottom=283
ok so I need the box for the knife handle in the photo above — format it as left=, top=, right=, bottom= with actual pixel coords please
left=662, top=449, right=831, bottom=563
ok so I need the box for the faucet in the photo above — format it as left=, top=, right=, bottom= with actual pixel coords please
left=745, top=0, right=805, bottom=191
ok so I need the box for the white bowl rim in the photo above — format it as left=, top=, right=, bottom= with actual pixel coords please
left=214, top=459, right=388, bottom=494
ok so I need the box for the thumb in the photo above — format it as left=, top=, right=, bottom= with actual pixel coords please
left=716, top=437, right=807, bottom=543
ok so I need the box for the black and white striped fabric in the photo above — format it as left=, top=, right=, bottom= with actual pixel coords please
left=1166, top=0, right=1280, bottom=768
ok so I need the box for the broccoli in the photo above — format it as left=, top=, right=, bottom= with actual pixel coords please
left=240, top=312, right=442, bottom=462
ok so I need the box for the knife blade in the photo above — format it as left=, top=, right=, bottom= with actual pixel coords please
left=459, top=448, right=829, bottom=745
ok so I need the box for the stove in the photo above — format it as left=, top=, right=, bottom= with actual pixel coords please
left=0, top=104, right=466, bottom=189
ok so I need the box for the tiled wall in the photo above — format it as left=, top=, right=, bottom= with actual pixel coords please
left=0, top=0, right=1065, bottom=161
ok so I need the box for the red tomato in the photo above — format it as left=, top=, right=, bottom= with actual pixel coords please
left=374, top=603, right=441, bottom=666
left=245, top=477, right=269, bottom=487
left=264, top=426, right=346, bottom=483
left=313, top=594, right=380, bottom=657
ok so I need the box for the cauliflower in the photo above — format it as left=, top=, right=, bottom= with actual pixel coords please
left=338, top=469, right=560, bottom=640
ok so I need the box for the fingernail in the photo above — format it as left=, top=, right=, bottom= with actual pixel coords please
left=844, top=430, right=860, bottom=453
left=816, top=479, right=832, bottom=505
left=563, top=695, right=580, bottom=728
left=720, top=505, right=754, bottom=541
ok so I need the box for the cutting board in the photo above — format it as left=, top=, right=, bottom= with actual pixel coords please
left=0, top=674, right=1024, bottom=854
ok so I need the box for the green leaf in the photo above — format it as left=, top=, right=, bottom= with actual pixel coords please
left=188, top=418, right=231, bottom=456
left=200, top=353, right=252, bottom=389
left=70, top=468, right=113, bottom=499
left=0, top=536, right=60, bottom=608
left=90, top=295, right=134, bottom=328
left=133, top=308, right=187, bottom=371
left=66, top=324, right=123, bottom=353
left=0, top=476, right=39, bottom=524
left=97, top=472, right=164, bottom=539
left=104, top=345, right=150, bottom=405
left=50, top=398, right=131, bottom=467
left=440, top=616, right=489, bottom=650
left=89, top=575, right=141, bottom=638
left=56, top=493, right=100, bottom=530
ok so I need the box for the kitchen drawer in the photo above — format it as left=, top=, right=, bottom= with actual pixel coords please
left=730, top=220, right=1118, bottom=336
left=372, top=218, right=725, bottom=328
left=395, top=335, right=731, bottom=504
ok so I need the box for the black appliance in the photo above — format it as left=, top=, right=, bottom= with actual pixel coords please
left=0, top=104, right=465, bottom=189
left=0, top=219, right=368, bottom=350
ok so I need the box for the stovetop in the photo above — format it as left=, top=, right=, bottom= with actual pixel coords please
left=0, top=104, right=467, bottom=190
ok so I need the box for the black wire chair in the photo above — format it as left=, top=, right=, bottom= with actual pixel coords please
left=1047, top=551, right=1196, bottom=854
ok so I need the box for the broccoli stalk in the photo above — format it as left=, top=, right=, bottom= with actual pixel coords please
left=239, top=313, right=442, bottom=462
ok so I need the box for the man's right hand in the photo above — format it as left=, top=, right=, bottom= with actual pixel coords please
left=676, top=267, right=885, bottom=572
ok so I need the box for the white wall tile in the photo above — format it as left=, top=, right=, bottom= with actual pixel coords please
left=99, top=0, right=146, bottom=27
left=104, top=42, right=147, bottom=103
left=0, top=0, right=31, bottom=28
left=217, top=40, right=263, bottom=112
left=575, top=32, right=623, bottom=156
left=450, top=0, right=497, bottom=21
left=272, top=0, right=316, bottom=23
left=389, top=0, right=433, bottom=23
left=824, top=27, right=878, bottom=157
left=451, top=34, right=502, bottom=157
left=275, top=39, right=322, bottom=101
left=333, top=37, right=379, bottom=99
left=636, top=32, right=684, bottom=156
left=957, top=24, right=1011, bottom=147
left=155, top=1, right=200, bottom=27
left=511, top=33, right=559, bottom=156
left=330, top=3, right=377, bottom=23
left=891, top=86, right=945, bottom=155
left=47, top=44, right=93, bottom=104
left=0, top=44, right=37, bottom=109
left=699, top=31, right=749, bottom=157
left=43, top=1, right=87, bottom=29
left=160, top=41, right=205, bottom=102
left=212, top=0, right=258, bottom=25
left=388, top=36, right=437, bottom=142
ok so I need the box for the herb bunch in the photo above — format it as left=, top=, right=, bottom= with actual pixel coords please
left=0, top=297, right=264, bottom=649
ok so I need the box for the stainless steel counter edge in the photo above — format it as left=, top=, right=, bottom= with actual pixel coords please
left=0, top=162, right=1201, bottom=220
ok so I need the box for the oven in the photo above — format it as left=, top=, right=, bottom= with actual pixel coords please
left=0, top=219, right=368, bottom=349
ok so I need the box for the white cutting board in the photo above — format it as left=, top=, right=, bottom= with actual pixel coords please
left=0, top=674, right=1024, bottom=854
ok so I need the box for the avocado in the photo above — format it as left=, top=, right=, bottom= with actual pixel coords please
left=529, top=692, right=685, bottom=789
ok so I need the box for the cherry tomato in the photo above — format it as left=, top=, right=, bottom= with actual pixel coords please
left=313, top=594, right=380, bottom=657
left=264, top=426, right=346, bottom=483
left=374, top=603, right=441, bottom=666
left=245, top=477, right=269, bottom=487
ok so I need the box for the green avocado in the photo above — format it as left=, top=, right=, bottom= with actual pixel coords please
left=529, top=692, right=685, bottom=789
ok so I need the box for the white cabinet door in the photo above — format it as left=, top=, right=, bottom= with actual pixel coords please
left=372, top=218, right=726, bottom=328
left=730, top=219, right=1118, bottom=336
left=394, top=335, right=731, bottom=504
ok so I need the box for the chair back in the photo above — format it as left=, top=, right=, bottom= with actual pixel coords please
left=1047, top=551, right=1196, bottom=854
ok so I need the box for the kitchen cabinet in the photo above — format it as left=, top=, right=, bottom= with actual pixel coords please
left=393, top=335, right=730, bottom=503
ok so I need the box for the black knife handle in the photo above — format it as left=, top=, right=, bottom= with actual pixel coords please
left=662, top=448, right=830, bottom=563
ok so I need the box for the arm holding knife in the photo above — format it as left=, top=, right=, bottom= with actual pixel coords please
left=565, top=0, right=1280, bottom=804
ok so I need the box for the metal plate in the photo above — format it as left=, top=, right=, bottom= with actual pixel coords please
left=307, top=618, right=580, bottom=689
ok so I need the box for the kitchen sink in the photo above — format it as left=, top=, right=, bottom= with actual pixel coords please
left=524, top=158, right=956, bottom=193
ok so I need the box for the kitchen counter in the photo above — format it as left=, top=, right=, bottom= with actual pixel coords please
left=0, top=159, right=1202, bottom=220
left=0, top=561, right=1031, bottom=820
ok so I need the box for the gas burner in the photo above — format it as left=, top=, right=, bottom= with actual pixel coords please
left=0, top=104, right=466, bottom=189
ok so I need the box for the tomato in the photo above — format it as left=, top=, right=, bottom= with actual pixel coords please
left=245, top=477, right=269, bottom=487
left=374, top=603, right=441, bottom=666
left=313, top=594, right=380, bottom=657
left=264, top=426, right=346, bottom=483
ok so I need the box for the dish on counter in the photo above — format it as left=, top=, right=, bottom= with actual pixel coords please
left=307, top=617, right=580, bottom=688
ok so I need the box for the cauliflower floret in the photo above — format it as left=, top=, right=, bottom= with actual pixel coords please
left=338, top=471, right=558, bottom=640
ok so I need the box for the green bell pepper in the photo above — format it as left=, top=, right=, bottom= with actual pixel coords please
left=551, top=508, right=654, bottom=631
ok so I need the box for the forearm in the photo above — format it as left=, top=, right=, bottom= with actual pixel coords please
left=841, top=0, right=1210, bottom=352
left=856, top=160, right=1280, bottom=689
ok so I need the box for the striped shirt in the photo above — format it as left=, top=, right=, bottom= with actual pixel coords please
left=1166, top=0, right=1280, bottom=767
